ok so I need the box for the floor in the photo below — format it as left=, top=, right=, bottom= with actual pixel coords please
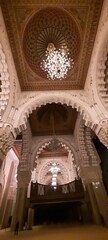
left=0, top=224, right=108, bottom=240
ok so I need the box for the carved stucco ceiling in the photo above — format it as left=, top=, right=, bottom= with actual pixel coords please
left=1, top=0, right=103, bottom=91
left=23, top=7, right=81, bottom=79
left=28, top=103, right=78, bottom=136
left=39, top=145, right=68, bottom=158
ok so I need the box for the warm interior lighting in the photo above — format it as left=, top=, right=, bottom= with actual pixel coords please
left=49, top=163, right=60, bottom=174
left=49, top=162, right=60, bottom=186
left=40, top=43, right=74, bottom=80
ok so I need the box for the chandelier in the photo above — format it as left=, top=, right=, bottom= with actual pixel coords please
left=48, top=136, right=61, bottom=152
left=40, top=43, right=74, bottom=80
left=49, top=163, right=60, bottom=186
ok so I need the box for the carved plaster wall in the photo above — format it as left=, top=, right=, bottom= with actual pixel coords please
left=0, top=148, right=19, bottom=207
left=30, top=135, right=79, bottom=170
left=8, top=0, right=108, bottom=148
left=84, top=0, right=108, bottom=148
left=17, top=122, right=32, bottom=188
left=25, top=133, right=80, bottom=186
left=0, top=43, right=10, bottom=117
left=12, top=91, right=97, bottom=134
left=0, top=126, right=15, bottom=162
left=0, top=7, right=21, bottom=162
left=37, top=157, right=71, bottom=185
left=0, top=8, right=21, bottom=125
left=74, top=115, right=103, bottom=182
left=84, top=0, right=108, bottom=109
left=0, top=1, right=108, bottom=167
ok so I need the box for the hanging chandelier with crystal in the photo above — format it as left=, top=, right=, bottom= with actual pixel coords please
left=40, top=43, right=74, bottom=80
left=49, top=163, right=60, bottom=186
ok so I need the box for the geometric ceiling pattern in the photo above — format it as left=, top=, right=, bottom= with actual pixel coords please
left=23, top=7, right=81, bottom=79
left=1, top=0, right=103, bottom=91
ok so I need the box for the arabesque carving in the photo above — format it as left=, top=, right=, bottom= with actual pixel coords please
left=97, top=120, right=108, bottom=149
left=97, top=45, right=108, bottom=111
left=76, top=117, right=101, bottom=168
left=0, top=126, right=15, bottom=162
left=0, top=42, right=10, bottom=116
left=0, top=0, right=103, bottom=90
left=17, top=122, right=32, bottom=187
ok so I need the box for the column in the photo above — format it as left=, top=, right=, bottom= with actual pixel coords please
left=0, top=162, right=14, bottom=228
left=92, top=181, right=108, bottom=226
left=81, top=166, right=108, bottom=226
left=2, top=199, right=13, bottom=228
left=80, top=202, right=91, bottom=224
left=86, top=183, right=101, bottom=225
left=11, top=187, right=27, bottom=231
left=11, top=171, right=30, bottom=231
left=27, top=208, right=34, bottom=229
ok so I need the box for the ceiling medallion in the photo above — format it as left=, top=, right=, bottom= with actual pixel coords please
left=40, top=42, right=74, bottom=80
left=23, top=7, right=81, bottom=80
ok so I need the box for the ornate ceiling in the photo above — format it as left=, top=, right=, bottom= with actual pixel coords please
left=23, top=7, right=81, bottom=80
left=29, top=103, right=78, bottom=136
left=39, top=146, right=68, bottom=158
left=1, top=0, right=103, bottom=91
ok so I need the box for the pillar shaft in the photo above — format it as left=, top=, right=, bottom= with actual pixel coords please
left=81, top=165, right=108, bottom=226
left=27, top=208, right=34, bottom=229
left=0, top=162, right=14, bottom=228
left=2, top=199, right=13, bottom=228
left=11, top=187, right=27, bottom=231
left=92, top=181, right=108, bottom=226
left=86, top=183, right=101, bottom=225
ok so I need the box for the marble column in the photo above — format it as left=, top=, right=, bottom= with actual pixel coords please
left=86, top=183, right=101, bottom=225
left=27, top=208, right=34, bottom=229
left=92, top=181, right=108, bottom=226
left=11, top=171, right=31, bottom=231
left=0, top=162, right=14, bottom=228
left=81, top=166, right=108, bottom=226
left=2, top=199, right=13, bottom=228
left=11, top=186, right=27, bottom=231
left=80, top=202, right=90, bottom=224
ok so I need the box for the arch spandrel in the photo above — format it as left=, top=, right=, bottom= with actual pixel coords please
left=13, top=92, right=99, bottom=133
